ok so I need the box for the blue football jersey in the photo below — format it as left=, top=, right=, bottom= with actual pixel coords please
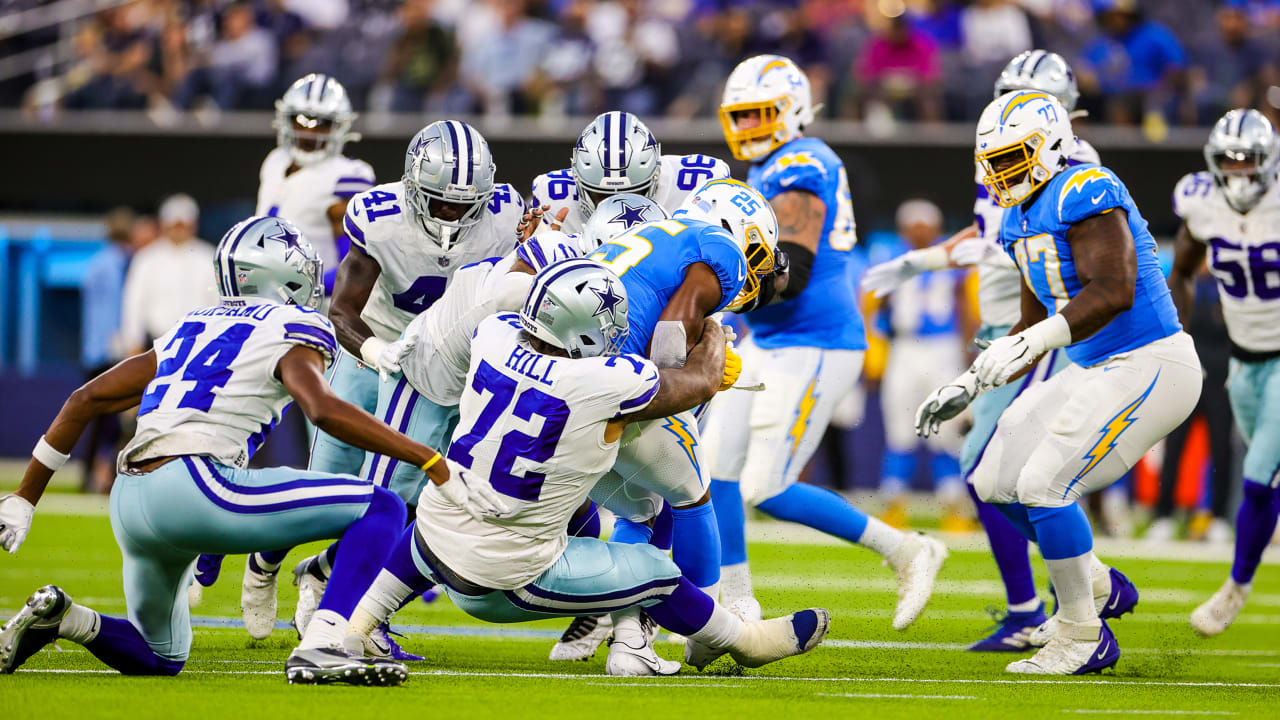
left=744, top=137, right=866, bottom=351
left=1000, top=164, right=1182, bottom=367
left=587, top=217, right=747, bottom=356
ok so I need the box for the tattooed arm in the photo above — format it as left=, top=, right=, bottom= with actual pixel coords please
left=767, top=189, right=825, bottom=304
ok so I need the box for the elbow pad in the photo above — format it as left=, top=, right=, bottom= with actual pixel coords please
left=777, top=241, right=814, bottom=301
left=650, top=320, right=687, bottom=369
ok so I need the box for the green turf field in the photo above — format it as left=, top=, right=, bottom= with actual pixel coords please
left=3, top=510, right=1279, bottom=719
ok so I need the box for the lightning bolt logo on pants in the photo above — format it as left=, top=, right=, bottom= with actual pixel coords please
left=1063, top=371, right=1160, bottom=499
left=782, top=357, right=823, bottom=478
left=663, top=416, right=700, bottom=478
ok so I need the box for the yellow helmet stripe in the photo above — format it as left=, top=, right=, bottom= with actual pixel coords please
left=757, top=58, right=790, bottom=80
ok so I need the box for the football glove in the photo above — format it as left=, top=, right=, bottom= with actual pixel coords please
left=861, top=246, right=949, bottom=298
left=720, top=342, right=743, bottom=392
left=972, top=315, right=1071, bottom=389
left=915, top=371, right=981, bottom=438
left=436, top=461, right=512, bottom=523
left=361, top=335, right=416, bottom=383
left=0, top=494, right=35, bottom=554
left=949, top=236, right=1000, bottom=267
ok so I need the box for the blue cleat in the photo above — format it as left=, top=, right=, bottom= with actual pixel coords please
left=967, top=603, right=1047, bottom=652
left=1006, top=619, right=1119, bottom=675
left=194, top=554, right=225, bottom=587
left=1073, top=621, right=1121, bottom=675
left=1099, top=567, right=1139, bottom=619
left=374, top=623, right=425, bottom=662
left=1, top=585, right=71, bottom=673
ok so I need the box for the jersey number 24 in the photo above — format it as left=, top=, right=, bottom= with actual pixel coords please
left=138, top=322, right=254, bottom=416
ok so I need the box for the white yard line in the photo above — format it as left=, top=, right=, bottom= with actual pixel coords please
left=816, top=693, right=981, bottom=700
left=1061, top=711, right=1238, bottom=716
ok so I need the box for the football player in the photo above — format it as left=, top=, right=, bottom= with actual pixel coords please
left=916, top=91, right=1201, bottom=674
left=520, top=111, right=728, bottom=236
left=345, top=260, right=829, bottom=678
left=703, top=54, right=946, bottom=630
left=0, top=217, right=503, bottom=685
left=239, top=121, right=520, bottom=656
left=863, top=51, right=1139, bottom=653
left=1170, top=109, right=1280, bottom=637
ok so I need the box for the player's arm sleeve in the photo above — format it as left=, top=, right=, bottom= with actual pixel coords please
left=699, top=230, right=750, bottom=311
left=1056, top=167, right=1126, bottom=225
left=334, top=161, right=376, bottom=200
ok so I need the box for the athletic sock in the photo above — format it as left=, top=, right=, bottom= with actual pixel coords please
left=58, top=603, right=100, bottom=644
left=256, top=548, right=290, bottom=569
left=567, top=500, right=602, bottom=539
left=610, top=517, right=653, bottom=544
left=968, top=484, right=1038, bottom=607
left=1008, top=598, right=1042, bottom=614
left=1231, top=482, right=1280, bottom=585
left=1028, top=504, right=1097, bottom=626
left=352, top=570, right=415, bottom=636
left=317, top=486, right=406, bottom=617
left=83, top=615, right=183, bottom=675
left=299, top=609, right=348, bottom=650
left=880, top=450, right=915, bottom=498
left=931, top=452, right=963, bottom=502
left=857, top=516, right=904, bottom=557
left=710, top=479, right=747, bottom=566
left=646, top=577, right=742, bottom=646
left=314, top=541, right=339, bottom=581
left=671, top=502, right=721, bottom=590
left=248, top=552, right=281, bottom=575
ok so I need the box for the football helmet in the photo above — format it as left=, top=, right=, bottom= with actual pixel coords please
left=215, top=216, right=323, bottom=309
left=994, top=50, right=1081, bottom=115
left=572, top=111, right=662, bottom=218
left=579, top=193, right=669, bottom=250
left=975, top=91, right=1076, bottom=208
left=521, top=259, right=629, bottom=359
left=516, top=230, right=583, bottom=272
left=720, top=54, right=818, bottom=162
left=403, top=120, right=496, bottom=251
left=274, top=73, right=359, bottom=167
left=1205, top=108, right=1280, bottom=213
left=675, top=178, right=778, bottom=311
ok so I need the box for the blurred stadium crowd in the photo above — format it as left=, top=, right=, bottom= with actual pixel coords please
left=5, top=0, right=1280, bottom=127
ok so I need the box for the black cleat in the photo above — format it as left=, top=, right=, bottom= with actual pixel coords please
left=285, top=647, right=407, bottom=686
left=1, top=585, right=72, bottom=673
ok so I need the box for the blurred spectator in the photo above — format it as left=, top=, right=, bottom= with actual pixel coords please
left=174, top=2, right=279, bottom=110
left=62, top=8, right=154, bottom=110
left=587, top=0, right=680, bottom=114
left=1078, top=0, right=1188, bottom=125
left=909, top=1, right=965, bottom=52
left=1189, top=1, right=1279, bottom=125
left=960, top=0, right=1032, bottom=67
left=120, top=194, right=218, bottom=356
left=458, top=0, right=557, bottom=114
left=378, top=0, right=459, bottom=113
left=856, top=15, right=942, bottom=122
left=79, top=207, right=138, bottom=492
left=527, top=0, right=599, bottom=116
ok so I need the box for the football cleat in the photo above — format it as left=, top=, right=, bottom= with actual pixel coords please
left=726, top=596, right=764, bottom=623
left=291, top=558, right=326, bottom=640
left=366, top=623, right=424, bottom=662
left=549, top=615, right=613, bottom=662
left=685, top=607, right=830, bottom=671
left=241, top=555, right=279, bottom=640
left=966, top=603, right=1047, bottom=652
left=1, top=585, right=71, bottom=673
left=285, top=646, right=407, bottom=686
left=1031, top=567, right=1138, bottom=646
left=886, top=532, right=948, bottom=630
left=194, top=553, right=225, bottom=587
left=1006, top=620, right=1119, bottom=675
left=1190, top=579, right=1249, bottom=637
left=605, top=637, right=680, bottom=676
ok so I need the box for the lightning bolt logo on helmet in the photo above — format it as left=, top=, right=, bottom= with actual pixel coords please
left=975, top=90, right=1077, bottom=208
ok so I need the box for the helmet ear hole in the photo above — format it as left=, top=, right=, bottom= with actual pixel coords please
left=721, top=219, right=733, bottom=233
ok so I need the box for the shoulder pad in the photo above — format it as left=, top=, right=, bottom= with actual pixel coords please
left=1055, top=166, right=1123, bottom=224
left=1172, top=171, right=1216, bottom=221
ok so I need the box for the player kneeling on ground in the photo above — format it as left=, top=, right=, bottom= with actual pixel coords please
left=0, top=217, right=495, bottom=686
left=346, top=259, right=830, bottom=676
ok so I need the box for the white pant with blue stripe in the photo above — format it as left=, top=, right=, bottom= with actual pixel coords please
left=109, top=458, right=374, bottom=661
left=361, top=373, right=460, bottom=505
left=309, top=350, right=379, bottom=476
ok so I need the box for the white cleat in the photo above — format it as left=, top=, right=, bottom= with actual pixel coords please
left=549, top=615, right=613, bottom=662
left=1204, top=519, right=1233, bottom=545
left=1006, top=620, right=1118, bottom=675
left=1190, top=579, right=1248, bottom=637
left=291, top=559, right=325, bottom=640
left=685, top=607, right=830, bottom=671
left=241, top=556, right=279, bottom=640
left=1144, top=517, right=1176, bottom=543
left=605, top=638, right=681, bottom=676
left=727, top=596, right=763, bottom=623
left=886, top=533, right=948, bottom=630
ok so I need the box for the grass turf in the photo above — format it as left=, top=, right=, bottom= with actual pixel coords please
left=3, top=512, right=1279, bottom=719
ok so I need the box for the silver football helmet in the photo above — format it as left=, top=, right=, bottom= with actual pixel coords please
left=214, top=216, right=323, bottom=309
left=572, top=111, right=662, bottom=219
left=516, top=230, right=583, bottom=272
left=1205, top=109, right=1280, bottom=213
left=274, top=73, right=360, bottom=167
left=994, top=50, right=1081, bottom=115
left=404, top=120, right=496, bottom=252
left=579, top=193, right=669, bottom=250
left=521, top=258, right=629, bottom=359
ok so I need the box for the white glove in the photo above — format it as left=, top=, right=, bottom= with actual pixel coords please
left=915, top=371, right=981, bottom=438
left=0, top=494, right=35, bottom=554
left=972, top=314, right=1072, bottom=389
left=435, top=465, right=512, bottom=523
left=361, top=336, right=415, bottom=383
left=861, top=246, right=949, bottom=298
left=950, top=236, right=1000, bottom=267
left=710, top=313, right=738, bottom=343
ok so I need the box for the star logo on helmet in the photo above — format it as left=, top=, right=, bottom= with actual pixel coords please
left=268, top=224, right=306, bottom=263
left=410, top=134, right=438, bottom=159
left=609, top=200, right=649, bottom=229
left=642, top=132, right=658, bottom=153
left=591, top=279, right=624, bottom=322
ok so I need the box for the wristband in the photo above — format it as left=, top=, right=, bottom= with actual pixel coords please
left=913, top=246, right=951, bottom=271
left=33, top=435, right=70, bottom=471
left=420, top=452, right=442, bottom=473
left=359, top=336, right=388, bottom=368
left=1023, top=313, right=1073, bottom=353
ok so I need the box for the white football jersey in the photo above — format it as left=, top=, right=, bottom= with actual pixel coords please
left=972, top=138, right=1100, bottom=327
left=344, top=181, right=523, bottom=342
left=529, top=154, right=730, bottom=234
left=256, top=148, right=375, bottom=271
left=416, top=313, right=660, bottom=589
left=119, top=301, right=338, bottom=471
left=1173, top=171, right=1280, bottom=353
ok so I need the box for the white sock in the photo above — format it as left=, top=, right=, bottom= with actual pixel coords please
left=252, top=552, right=282, bottom=574
left=316, top=550, right=334, bottom=579
left=348, top=569, right=412, bottom=635
left=699, top=581, right=721, bottom=603
left=299, top=609, right=347, bottom=650
left=1045, top=554, right=1099, bottom=626
left=859, top=517, right=905, bottom=557
left=1008, top=598, right=1041, bottom=614
left=611, top=607, right=645, bottom=646
left=58, top=603, right=101, bottom=644
left=686, top=602, right=744, bottom=650
left=719, top=563, right=754, bottom=603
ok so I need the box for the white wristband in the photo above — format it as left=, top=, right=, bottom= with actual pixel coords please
left=1023, top=313, right=1073, bottom=353
left=912, top=246, right=951, bottom=271
left=359, top=336, right=388, bottom=368
left=33, top=435, right=70, bottom=471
